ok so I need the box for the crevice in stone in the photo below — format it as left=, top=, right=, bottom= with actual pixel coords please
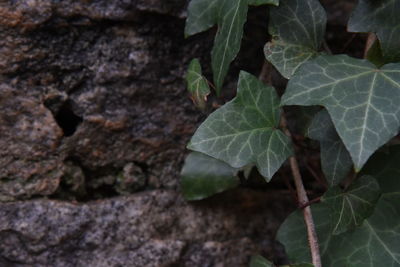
left=49, top=157, right=154, bottom=202
left=54, top=101, right=83, bottom=137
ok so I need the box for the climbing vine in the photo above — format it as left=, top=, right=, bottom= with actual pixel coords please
left=182, top=0, right=400, bottom=266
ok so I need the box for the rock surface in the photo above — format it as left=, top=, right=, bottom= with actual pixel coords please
left=0, top=189, right=293, bottom=266
left=0, top=0, right=208, bottom=200
left=0, top=0, right=361, bottom=266
left=0, top=0, right=292, bottom=266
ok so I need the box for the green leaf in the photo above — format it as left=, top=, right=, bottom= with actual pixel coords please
left=264, top=0, right=327, bottom=79
left=181, top=152, right=239, bottom=200
left=249, top=0, right=279, bottom=6
left=188, top=71, right=292, bottom=180
left=186, top=59, right=211, bottom=110
left=250, top=255, right=314, bottom=267
left=348, top=0, right=400, bottom=63
left=186, top=0, right=279, bottom=94
left=362, top=145, right=400, bottom=194
left=185, top=0, right=219, bottom=37
left=322, top=175, right=381, bottom=235
left=308, top=110, right=352, bottom=186
left=185, top=0, right=248, bottom=93
left=211, top=0, right=248, bottom=93
left=249, top=255, right=273, bottom=267
left=282, top=54, right=400, bottom=170
left=264, top=43, right=318, bottom=80
left=278, top=193, right=400, bottom=266
left=366, top=40, right=386, bottom=68
left=283, top=264, right=314, bottom=267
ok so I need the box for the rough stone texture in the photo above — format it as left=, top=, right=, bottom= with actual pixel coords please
left=0, top=0, right=207, bottom=200
left=0, top=189, right=293, bottom=266
left=0, top=0, right=292, bottom=266
left=0, top=0, right=363, bottom=266
left=0, top=84, right=64, bottom=201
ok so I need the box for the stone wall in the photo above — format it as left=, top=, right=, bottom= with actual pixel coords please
left=0, top=1, right=293, bottom=266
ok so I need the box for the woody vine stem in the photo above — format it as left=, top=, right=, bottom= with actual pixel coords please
left=259, top=62, right=322, bottom=267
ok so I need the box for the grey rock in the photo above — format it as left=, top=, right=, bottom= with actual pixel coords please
left=0, top=84, right=64, bottom=201
left=0, top=0, right=292, bottom=266
left=0, top=189, right=292, bottom=266
left=0, top=0, right=206, bottom=200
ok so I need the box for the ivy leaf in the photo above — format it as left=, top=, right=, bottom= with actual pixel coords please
left=264, top=0, right=327, bottom=79
left=322, top=175, right=381, bottom=235
left=278, top=193, right=400, bottom=266
left=348, top=0, right=400, bottom=63
left=186, top=59, right=211, bottom=110
left=366, top=39, right=385, bottom=68
left=250, top=255, right=273, bottom=267
left=308, top=109, right=352, bottom=186
left=185, top=0, right=248, bottom=93
left=362, top=145, right=400, bottom=194
left=249, top=255, right=314, bottom=267
left=284, top=264, right=314, bottom=267
left=181, top=152, right=239, bottom=201
left=185, top=0, right=219, bottom=37
left=186, top=0, right=279, bottom=94
left=188, top=71, right=292, bottom=180
left=249, top=0, right=279, bottom=6
left=282, top=54, right=400, bottom=171
left=211, top=0, right=248, bottom=93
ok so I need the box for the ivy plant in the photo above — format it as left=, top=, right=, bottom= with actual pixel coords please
left=182, top=0, right=400, bottom=266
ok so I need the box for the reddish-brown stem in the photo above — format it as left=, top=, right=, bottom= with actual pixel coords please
left=281, top=116, right=322, bottom=267
left=258, top=62, right=322, bottom=267
left=299, top=197, right=322, bottom=209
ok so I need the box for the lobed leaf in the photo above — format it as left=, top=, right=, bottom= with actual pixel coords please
left=348, top=0, right=400, bottom=63
left=250, top=255, right=273, bottom=267
left=366, top=40, right=386, bottom=68
left=186, top=59, right=211, bottom=110
left=249, top=0, right=279, bottom=6
left=186, top=0, right=278, bottom=94
left=322, top=175, right=381, bottom=235
left=249, top=255, right=314, bottom=267
left=278, top=192, right=400, bottom=267
left=211, top=0, right=248, bottom=92
left=361, top=145, right=400, bottom=194
left=308, top=109, right=352, bottom=186
left=282, top=54, right=400, bottom=170
left=185, top=0, right=219, bottom=37
left=188, top=71, right=292, bottom=180
left=264, top=0, right=327, bottom=78
left=181, top=152, right=239, bottom=200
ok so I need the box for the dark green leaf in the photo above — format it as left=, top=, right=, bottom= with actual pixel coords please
left=348, top=0, right=400, bottom=62
left=362, top=145, right=400, bottom=194
left=278, top=193, right=400, bottom=266
left=366, top=39, right=386, bottom=68
left=283, top=264, right=314, bottom=267
left=249, top=254, right=314, bottom=267
left=282, top=54, right=400, bottom=170
left=308, top=110, right=352, bottom=186
left=211, top=0, right=248, bottom=92
left=264, top=0, right=326, bottom=78
left=188, top=71, right=292, bottom=180
left=250, top=255, right=273, bottom=267
left=186, top=0, right=279, bottom=94
left=186, top=59, right=211, bottom=110
left=185, top=0, right=248, bottom=93
left=322, top=175, right=381, bottom=235
left=185, top=0, right=219, bottom=37
left=249, top=0, right=279, bottom=6
left=181, top=152, right=239, bottom=200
